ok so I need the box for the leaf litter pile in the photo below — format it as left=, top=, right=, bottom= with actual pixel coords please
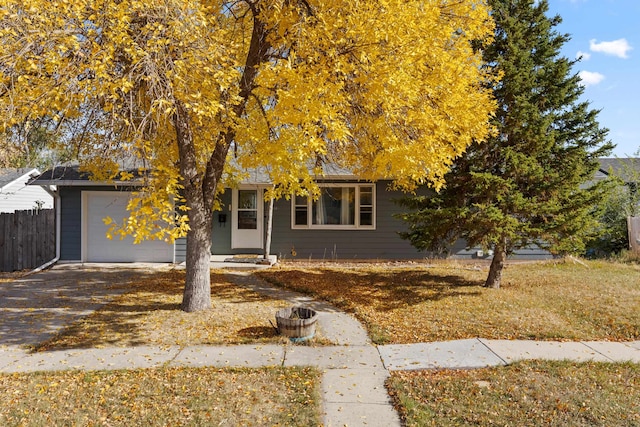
left=387, top=361, right=640, bottom=427
left=0, top=366, right=321, bottom=426
left=258, top=259, right=640, bottom=344
left=38, top=270, right=292, bottom=351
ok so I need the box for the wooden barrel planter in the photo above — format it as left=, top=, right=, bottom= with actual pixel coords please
left=275, top=307, right=318, bottom=342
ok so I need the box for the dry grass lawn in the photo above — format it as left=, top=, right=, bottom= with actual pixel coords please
left=387, top=361, right=640, bottom=427
left=0, top=366, right=321, bottom=426
left=258, top=259, right=640, bottom=344
left=37, top=270, right=292, bottom=351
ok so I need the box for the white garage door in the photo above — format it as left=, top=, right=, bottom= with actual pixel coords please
left=84, top=192, right=174, bottom=263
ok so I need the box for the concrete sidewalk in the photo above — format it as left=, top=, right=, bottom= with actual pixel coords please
left=379, top=338, right=640, bottom=370
left=3, top=340, right=638, bottom=374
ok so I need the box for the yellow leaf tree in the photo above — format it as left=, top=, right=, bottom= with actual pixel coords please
left=0, top=0, right=496, bottom=311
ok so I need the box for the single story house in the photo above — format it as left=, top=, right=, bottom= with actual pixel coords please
left=0, top=168, right=54, bottom=213
left=31, top=165, right=549, bottom=264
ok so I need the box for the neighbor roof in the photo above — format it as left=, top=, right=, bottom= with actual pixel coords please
left=0, top=168, right=40, bottom=191
left=598, top=158, right=640, bottom=183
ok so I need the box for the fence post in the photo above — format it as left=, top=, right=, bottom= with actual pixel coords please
left=628, top=216, right=640, bottom=253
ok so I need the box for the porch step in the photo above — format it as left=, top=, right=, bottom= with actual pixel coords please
left=209, top=254, right=277, bottom=268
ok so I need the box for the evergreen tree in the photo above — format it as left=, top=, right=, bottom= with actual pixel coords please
left=397, top=0, right=613, bottom=288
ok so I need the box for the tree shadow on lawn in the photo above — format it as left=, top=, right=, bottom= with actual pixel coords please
left=33, top=271, right=184, bottom=351
left=260, top=269, right=484, bottom=313
left=33, top=271, right=285, bottom=352
left=33, top=301, right=180, bottom=352
left=0, top=268, right=163, bottom=349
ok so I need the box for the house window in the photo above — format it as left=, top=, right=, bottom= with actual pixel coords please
left=237, top=190, right=258, bottom=230
left=292, top=184, right=376, bottom=229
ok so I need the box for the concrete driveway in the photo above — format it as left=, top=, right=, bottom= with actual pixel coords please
left=0, top=263, right=168, bottom=348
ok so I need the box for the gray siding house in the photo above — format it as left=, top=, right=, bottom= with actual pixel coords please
left=32, top=165, right=549, bottom=264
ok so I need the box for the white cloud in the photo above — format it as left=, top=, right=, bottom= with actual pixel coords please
left=576, top=50, right=591, bottom=60
left=589, top=38, right=633, bottom=58
left=578, top=71, right=605, bottom=87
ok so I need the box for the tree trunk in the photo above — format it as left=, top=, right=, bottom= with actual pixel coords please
left=484, top=242, right=507, bottom=289
left=181, top=200, right=213, bottom=312
left=174, top=100, right=214, bottom=312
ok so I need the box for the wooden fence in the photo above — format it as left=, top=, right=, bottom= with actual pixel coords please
left=0, top=209, right=55, bottom=272
left=628, top=216, right=640, bottom=254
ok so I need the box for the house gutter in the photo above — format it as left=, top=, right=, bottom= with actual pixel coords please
left=31, top=186, right=60, bottom=273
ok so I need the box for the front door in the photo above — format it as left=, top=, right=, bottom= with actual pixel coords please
left=231, top=188, right=264, bottom=249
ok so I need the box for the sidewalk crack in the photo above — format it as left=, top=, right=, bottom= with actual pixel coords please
left=165, top=346, right=184, bottom=367
left=477, top=338, right=508, bottom=365
left=580, top=341, right=616, bottom=362
left=376, top=345, right=390, bottom=371
left=281, top=345, right=287, bottom=367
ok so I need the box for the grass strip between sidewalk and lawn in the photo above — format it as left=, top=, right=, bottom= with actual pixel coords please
left=387, top=360, right=640, bottom=427
left=0, top=366, right=321, bottom=426
left=258, top=259, right=640, bottom=344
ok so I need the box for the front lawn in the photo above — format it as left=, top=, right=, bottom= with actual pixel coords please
left=258, top=259, right=640, bottom=344
left=387, top=361, right=640, bottom=426
left=38, top=270, right=292, bottom=351
left=0, top=366, right=320, bottom=426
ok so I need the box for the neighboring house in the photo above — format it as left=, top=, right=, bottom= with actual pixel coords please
left=31, top=165, right=549, bottom=264
left=595, top=157, right=640, bottom=253
left=594, top=157, right=640, bottom=215
left=0, top=168, right=54, bottom=213
left=595, top=158, right=640, bottom=187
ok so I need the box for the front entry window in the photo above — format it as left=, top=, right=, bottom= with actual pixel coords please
left=237, top=190, right=257, bottom=230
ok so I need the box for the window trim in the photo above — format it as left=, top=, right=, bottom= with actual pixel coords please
left=291, top=183, right=376, bottom=230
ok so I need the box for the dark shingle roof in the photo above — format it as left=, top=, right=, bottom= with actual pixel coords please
left=31, top=162, right=357, bottom=187
left=31, top=165, right=90, bottom=182
left=30, top=165, right=147, bottom=186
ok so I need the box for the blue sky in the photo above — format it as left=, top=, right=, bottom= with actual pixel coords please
left=547, top=0, right=640, bottom=156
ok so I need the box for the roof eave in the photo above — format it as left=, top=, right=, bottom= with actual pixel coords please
left=313, top=174, right=361, bottom=181
left=30, top=179, right=145, bottom=187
